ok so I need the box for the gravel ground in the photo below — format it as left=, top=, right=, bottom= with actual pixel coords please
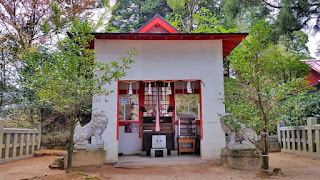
left=0, top=152, right=320, bottom=180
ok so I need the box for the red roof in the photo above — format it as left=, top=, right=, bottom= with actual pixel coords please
left=301, top=60, right=320, bottom=87
left=135, top=14, right=180, bottom=33
left=92, top=14, right=248, bottom=58
left=301, top=60, right=320, bottom=74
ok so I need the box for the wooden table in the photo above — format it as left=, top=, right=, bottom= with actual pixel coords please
left=178, top=137, right=196, bottom=155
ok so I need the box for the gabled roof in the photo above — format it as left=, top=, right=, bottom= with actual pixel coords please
left=91, top=14, right=248, bottom=59
left=135, top=14, right=180, bottom=34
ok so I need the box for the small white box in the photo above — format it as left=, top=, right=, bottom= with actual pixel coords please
left=152, top=135, right=166, bottom=149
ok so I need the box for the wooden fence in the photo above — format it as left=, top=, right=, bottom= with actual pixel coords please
left=278, top=117, right=320, bottom=157
left=0, top=119, right=41, bottom=164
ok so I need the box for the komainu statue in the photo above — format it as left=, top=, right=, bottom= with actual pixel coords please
left=220, top=113, right=258, bottom=150
left=73, top=113, right=108, bottom=149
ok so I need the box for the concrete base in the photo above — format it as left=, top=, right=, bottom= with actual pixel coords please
left=171, top=150, right=178, bottom=156
left=151, top=148, right=167, bottom=158
left=74, top=143, right=103, bottom=150
left=63, top=149, right=106, bottom=169
left=221, top=147, right=261, bottom=170
left=139, top=151, right=147, bottom=156
left=114, top=155, right=206, bottom=168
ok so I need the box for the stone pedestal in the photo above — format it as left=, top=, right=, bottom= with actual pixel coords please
left=221, top=147, right=261, bottom=170
left=151, top=148, right=167, bottom=158
left=74, top=143, right=103, bottom=150
left=63, top=149, right=106, bottom=169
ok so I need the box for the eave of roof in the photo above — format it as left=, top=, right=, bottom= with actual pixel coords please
left=91, top=33, right=248, bottom=59
left=300, top=59, right=320, bottom=74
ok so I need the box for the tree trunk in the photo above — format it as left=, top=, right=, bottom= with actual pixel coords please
left=0, top=51, right=5, bottom=108
left=256, top=87, right=269, bottom=172
left=260, top=127, right=269, bottom=172
left=66, top=118, right=76, bottom=173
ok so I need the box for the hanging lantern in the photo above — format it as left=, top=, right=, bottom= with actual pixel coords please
left=167, top=82, right=172, bottom=95
left=128, top=82, right=133, bottom=95
left=187, top=81, right=192, bottom=93
left=148, top=82, right=152, bottom=95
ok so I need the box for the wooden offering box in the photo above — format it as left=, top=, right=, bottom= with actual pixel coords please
left=142, top=117, right=174, bottom=153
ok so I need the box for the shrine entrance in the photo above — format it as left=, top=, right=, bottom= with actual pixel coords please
left=117, top=80, right=202, bottom=157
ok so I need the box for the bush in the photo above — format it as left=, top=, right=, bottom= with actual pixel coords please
left=42, top=130, right=69, bottom=149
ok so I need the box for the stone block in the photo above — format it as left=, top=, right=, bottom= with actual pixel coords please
left=171, top=150, right=178, bottom=156
left=139, top=151, right=147, bottom=156
left=150, top=148, right=167, bottom=158
left=63, top=149, right=106, bottom=169
left=221, top=147, right=261, bottom=170
left=268, top=142, right=281, bottom=152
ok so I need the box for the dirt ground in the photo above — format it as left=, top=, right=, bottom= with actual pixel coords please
left=1, top=152, right=320, bottom=180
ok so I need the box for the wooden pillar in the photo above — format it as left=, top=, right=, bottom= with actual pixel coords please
left=307, top=117, right=317, bottom=152
left=33, top=122, right=41, bottom=150
left=12, top=133, right=18, bottom=158
left=20, top=134, right=24, bottom=156
left=282, top=131, right=286, bottom=149
left=297, top=130, right=301, bottom=151
left=26, top=134, right=30, bottom=155
left=315, top=130, right=320, bottom=154
left=302, top=130, right=307, bottom=152
left=291, top=130, right=296, bottom=150
left=286, top=130, right=290, bottom=150
left=138, top=81, right=145, bottom=138
left=5, top=133, right=10, bottom=159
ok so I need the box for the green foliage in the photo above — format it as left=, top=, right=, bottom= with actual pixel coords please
left=225, top=20, right=310, bottom=170
left=25, top=19, right=136, bottom=172
left=106, top=0, right=172, bottom=32
left=29, top=20, right=136, bottom=116
left=223, top=78, right=260, bottom=132
left=226, top=20, right=309, bottom=132
left=42, top=130, right=69, bottom=149
left=175, top=94, right=199, bottom=116
left=192, top=7, right=236, bottom=33
left=281, top=91, right=320, bottom=126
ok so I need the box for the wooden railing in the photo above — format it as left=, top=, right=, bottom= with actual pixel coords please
left=0, top=119, right=41, bottom=164
left=278, top=117, right=320, bottom=157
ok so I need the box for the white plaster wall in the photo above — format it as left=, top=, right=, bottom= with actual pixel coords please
left=118, top=127, right=142, bottom=154
left=95, top=40, right=225, bottom=162
left=92, top=82, right=118, bottom=163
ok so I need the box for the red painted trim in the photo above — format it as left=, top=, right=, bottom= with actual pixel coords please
left=116, top=81, right=120, bottom=141
left=119, top=121, right=139, bottom=126
left=138, top=82, right=145, bottom=138
left=138, top=17, right=179, bottom=34
left=169, top=82, right=175, bottom=132
left=135, top=14, right=180, bottom=33
left=120, top=79, right=199, bottom=82
left=119, top=90, right=138, bottom=94
left=195, top=120, right=200, bottom=125
left=199, top=80, right=203, bottom=140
